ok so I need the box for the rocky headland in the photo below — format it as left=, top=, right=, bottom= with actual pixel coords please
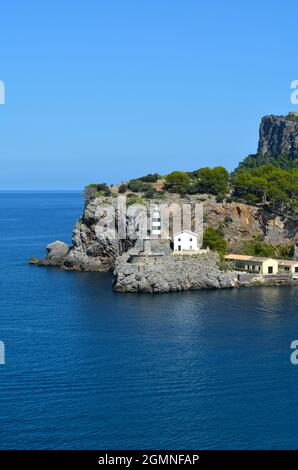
left=29, top=113, right=298, bottom=293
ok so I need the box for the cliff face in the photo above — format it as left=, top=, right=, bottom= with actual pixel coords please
left=202, top=198, right=297, bottom=251
left=63, top=197, right=134, bottom=271
left=258, top=114, right=298, bottom=160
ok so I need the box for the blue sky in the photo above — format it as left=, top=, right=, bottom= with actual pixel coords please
left=0, top=0, right=298, bottom=189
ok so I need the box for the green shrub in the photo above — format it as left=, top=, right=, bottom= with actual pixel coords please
left=203, top=227, right=227, bottom=258
left=143, top=188, right=157, bottom=199
left=118, top=183, right=127, bottom=193
left=138, top=173, right=161, bottom=182
left=84, top=183, right=111, bottom=200
left=216, top=193, right=225, bottom=203
left=126, top=194, right=144, bottom=206
left=241, top=239, right=275, bottom=257
left=276, top=243, right=295, bottom=259
left=165, top=171, right=191, bottom=194
left=127, top=179, right=153, bottom=193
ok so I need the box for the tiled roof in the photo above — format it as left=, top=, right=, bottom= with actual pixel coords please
left=225, top=254, right=276, bottom=263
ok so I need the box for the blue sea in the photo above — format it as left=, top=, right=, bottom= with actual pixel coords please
left=0, top=191, right=298, bottom=450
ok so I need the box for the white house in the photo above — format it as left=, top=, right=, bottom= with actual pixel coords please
left=173, top=230, right=200, bottom=252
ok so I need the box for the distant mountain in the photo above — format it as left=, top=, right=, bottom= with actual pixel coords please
left=236, top=112, right=298, bottom=171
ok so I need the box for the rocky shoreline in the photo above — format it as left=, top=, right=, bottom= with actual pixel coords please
left=113, top=241, right=298, bottom=293
left=29, top=237, right=298, bottom=293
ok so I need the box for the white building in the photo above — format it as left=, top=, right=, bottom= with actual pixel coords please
left=173, top=230, right=200, bottom=252
left=277, top=259, right=298, bottom=274
left=225, top=254, right=279, bottom=275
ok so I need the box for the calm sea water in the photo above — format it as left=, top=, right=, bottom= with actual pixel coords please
left=0, top=191, right=298, bottom=450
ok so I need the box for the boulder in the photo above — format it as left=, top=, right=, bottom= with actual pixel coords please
left=44, top=240, right=69, bottom=266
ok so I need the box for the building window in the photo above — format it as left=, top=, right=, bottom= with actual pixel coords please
left=295, top=267, right=298, bottom=273
left=178, top=238, right=181, bottom=241
left=268, top=266, right=273, bottom=274
left=178, top=245, right=181, bottom=251
left=285, top=266, right=290, bottom=271
left=189, top=238, right=192, bottom=241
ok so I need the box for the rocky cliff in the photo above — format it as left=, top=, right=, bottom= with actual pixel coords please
left=258, top=113, right=298, bottom=159
left=238, top=113, right=298, bottom=170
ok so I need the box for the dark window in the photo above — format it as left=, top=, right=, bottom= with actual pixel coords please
left=268, top=266, right=273, bottom=274
left=178, top=245, right=181, bottom=251
left=178, top=238, right=181, bottom=241
left=189, top=237, right=192, bottom=241
left=295, top=267, right=298, bottom=273
left=285, top=266, right=290, bottom=271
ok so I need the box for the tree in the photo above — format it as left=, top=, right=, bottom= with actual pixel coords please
left=190, top=166, right=229, bottom=195
left=231, top=164, right=298, bottom=209
left=203, top=227, right=227, bottom=257
left=165, top=171, right=191, bottom=194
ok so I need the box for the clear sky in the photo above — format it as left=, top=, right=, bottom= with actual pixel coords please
left=1, top=0, right=298, bottom=189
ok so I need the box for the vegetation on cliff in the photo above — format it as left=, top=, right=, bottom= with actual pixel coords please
left=240, top=236, right=294, bottom=259
left=85, top=164, right=298, bottom=214
left=84, top=113, right=298, bottom=219
left=203, top=227, right=227, bottom=259
left=232, top=165, right=298, bottom=209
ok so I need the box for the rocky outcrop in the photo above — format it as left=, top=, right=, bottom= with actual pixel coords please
left=113, top=246, right=239, bottom=293
left=113, top=242, right=298, bottom=293
left=28, top=240, right=69, bottom=266
left=46, top=241, right=69, bottom=265
left=30, top=196, right=144, bottom=271
left=61, top=197, right=123, bottom=271
left=258, top=114, right=298, bottom=159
